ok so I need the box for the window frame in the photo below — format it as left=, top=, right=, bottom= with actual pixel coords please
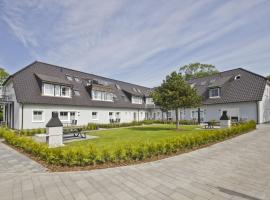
left=43, top=83, right=55, bottom=96
left=32, top=110, right=45, bottom=123
left=91, top=90, right=114, bottom=102
left=146, top=98, right=154, bottom=105
left=92, top=111, right=98, bottom=120
left=61, top=86, right=71, bottom=97
left=132, top=96, right=143, bottom=104
left=66, top=75, right=73, bottom=81
left=59, top=111, right=69, bottom=121
left=209, top=88, right=220, bottom=98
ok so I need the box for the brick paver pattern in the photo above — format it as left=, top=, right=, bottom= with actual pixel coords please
left=0, top=124, right=270, bottom=200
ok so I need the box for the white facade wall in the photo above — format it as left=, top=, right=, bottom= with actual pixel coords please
left=4, top=81, right=22, bottom=129
left=258, top=83, right=270, bottom=123
left=22, top=104, right=149, bottom=129
left=170, top=102, right=258, bottom=123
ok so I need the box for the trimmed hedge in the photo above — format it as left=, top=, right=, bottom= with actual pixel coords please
left=86, top=119, right=198, bottom=130
left=0, top=121, right=256, bottom=167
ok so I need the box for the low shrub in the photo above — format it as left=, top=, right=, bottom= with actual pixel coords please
left=0, top=120, right=256, bottom=167
left=85, top=119, right=198, bottom=130
left=16, top=128, right=46, bottom=136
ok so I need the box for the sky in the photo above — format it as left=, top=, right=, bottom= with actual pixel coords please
left=0, top=0, right=270, bottom=87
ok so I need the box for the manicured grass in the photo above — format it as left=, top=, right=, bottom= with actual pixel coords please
left=67, top=124, right=202, bottom=148
left=0, top=121, right=256, bottom=169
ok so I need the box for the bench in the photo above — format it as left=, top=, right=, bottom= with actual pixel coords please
left=204, top=121, right=220, bottom=129
left=63, top=127, right=86, bottom=139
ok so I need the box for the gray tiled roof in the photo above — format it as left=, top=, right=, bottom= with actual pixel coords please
left=8, top=61, right=153, bottom=109
left=6, top=61, right=267, bottom=108
left=189, top=68, right=267, bottom=105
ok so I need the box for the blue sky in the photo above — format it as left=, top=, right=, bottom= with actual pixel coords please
left=0, top=0, right=270, bottom=87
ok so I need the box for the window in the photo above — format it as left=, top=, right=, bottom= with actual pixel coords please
left=32, top=110, right=44, bottom=122
left=132, top=96, right=143, bottom=104
left=137, top=88, right=141, bottom=93
left=74, top=90, right=80, bottom=96
left=74, top=77, right=80, bottom=82
left=133, top=88, right=137, bottom=92
left=209, top=88, right=220, bottom=98
left=66, top=75, right=73, bottom=81
left=146, top=98, right=154, bottom=105
left=70, top=112, right=76, bottom=120
left=60, top=111, right=69, bottom=121
left=91, top=90, right=113, bottom=101
left=116, top=112, right=120, bottom=119
left=55, top=85, right=60, bottom=96
left=61, top=86, right=71, bottom=97
left=92, top=112, right=98, bottom=120
left=109, top=112, right=113, bottom=119
left=42, top=83, right=71, bottom=98
left=167, top=111, right=172, bottom=119
left=43, top=83, right=54, bottom=96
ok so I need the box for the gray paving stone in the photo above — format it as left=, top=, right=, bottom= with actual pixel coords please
left=1, top=124, right=270, bottom=199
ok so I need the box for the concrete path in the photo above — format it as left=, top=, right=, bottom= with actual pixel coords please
left=0, top=125, right=270, bottom=200
left=0, top=140, right=47, bottom=173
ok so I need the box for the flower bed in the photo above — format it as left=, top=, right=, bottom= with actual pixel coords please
left=0, top=121, right=256, bottom=168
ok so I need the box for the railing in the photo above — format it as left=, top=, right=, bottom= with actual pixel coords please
left=0, top=94, right=12, bottom=102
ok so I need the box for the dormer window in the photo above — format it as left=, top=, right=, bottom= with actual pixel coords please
left=66, top=75, right=73, bottom=81
left=61, top=86, right=71, bottom=97
left=42, top=83, right=71, bottom=98
left=132, top=96, right=142, bottom=104
left=209, top=88, right=220, bottom=98
left=74, top=77, right=80, bottom=82
left=146, top=98, right=154, bottom=105
left=91, top=90, right=113, bottom=101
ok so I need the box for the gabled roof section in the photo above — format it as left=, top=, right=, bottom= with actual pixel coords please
left=189, top=68, right=267, bottom=105
left=8, top=61, right=151, bottom=108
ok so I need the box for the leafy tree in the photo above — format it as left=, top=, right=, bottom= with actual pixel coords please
left=0, top=68, right=9, bottom=85
left=151, top=71, right=201, bottom=129
left=0, top=68, right=9, bottom=121
left=179, top=63, right=219, bottom=80
left=267, top=75, right=270, bottom=81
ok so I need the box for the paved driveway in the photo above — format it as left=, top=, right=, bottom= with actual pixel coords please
left=0, top=125, right=270, bottom=200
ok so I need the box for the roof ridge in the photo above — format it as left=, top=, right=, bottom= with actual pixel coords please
left=35, top=60, right=152, bottom=89
left=189, top=67, right=266, bottom=82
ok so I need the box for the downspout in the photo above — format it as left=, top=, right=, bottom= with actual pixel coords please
left=256, top=101, right=260, bottom=124
left=21, top=104, right=24, bottom=130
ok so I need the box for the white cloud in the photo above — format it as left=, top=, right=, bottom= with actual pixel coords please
left=1, top=0, right=270, bottom=86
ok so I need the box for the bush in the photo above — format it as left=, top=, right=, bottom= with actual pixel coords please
left=0, top=121, right=256, bottom=167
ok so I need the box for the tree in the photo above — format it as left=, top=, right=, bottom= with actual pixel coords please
left=151, top=71, right=201, bottom=129
left=0, top=68, right=9, bottom=121
left=179, top=63, right=219, bottom=81
left=0, top=68, right=9, bottom=85
left=267, top=75, right=270, bottom=81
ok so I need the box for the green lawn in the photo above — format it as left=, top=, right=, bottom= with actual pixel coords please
left=67, top=124, right=203, bottom=148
